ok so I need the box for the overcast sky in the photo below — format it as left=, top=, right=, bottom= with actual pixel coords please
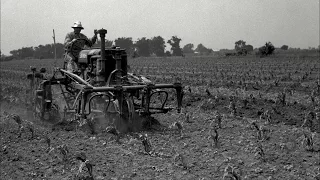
left=1, top=0, right=319, bottom=55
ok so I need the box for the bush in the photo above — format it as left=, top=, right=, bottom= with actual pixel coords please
left=280, top=45, right=289, bottom=50
left=258, top=42, right=275, bottom=57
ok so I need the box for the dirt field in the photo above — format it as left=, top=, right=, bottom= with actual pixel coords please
left=0, top=55, right=320, bottom=179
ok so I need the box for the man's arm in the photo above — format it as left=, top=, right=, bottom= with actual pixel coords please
left=90, top=34, right=98, bottom=46
left=64, top=32, right=74, bottom=50
left=82, top=34, right=97, bottom=47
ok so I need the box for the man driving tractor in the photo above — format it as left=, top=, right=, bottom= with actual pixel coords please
left=64, top=21, right=98, bottom=72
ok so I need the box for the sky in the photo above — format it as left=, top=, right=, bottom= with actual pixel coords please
left=0, top=0, right=319, bottom=55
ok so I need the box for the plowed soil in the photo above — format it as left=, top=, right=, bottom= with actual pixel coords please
left=1, top=91, right=320, bottom=180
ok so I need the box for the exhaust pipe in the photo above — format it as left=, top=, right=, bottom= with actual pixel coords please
left=96, top=29, right=108, bottom=82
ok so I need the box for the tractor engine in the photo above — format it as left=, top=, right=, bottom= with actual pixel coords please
left=78, top=47, right=128, bottom=84
left=77, top=29, right=127, bottom=85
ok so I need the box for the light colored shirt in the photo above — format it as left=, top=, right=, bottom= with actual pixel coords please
left=64, top=32, right=97, bottom=52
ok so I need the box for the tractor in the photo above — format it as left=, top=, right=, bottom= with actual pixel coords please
left=27, top=29, right=183, bottom=133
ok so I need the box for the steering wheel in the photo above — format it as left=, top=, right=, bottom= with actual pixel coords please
left=70, top=38, right=90, bottom=58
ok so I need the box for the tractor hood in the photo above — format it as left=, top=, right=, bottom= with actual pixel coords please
left=79, top=48, right=126, bottom=57
left=79, top=49, right=101, bottom=57
left=78, top=48, right=127, bottom=63
left=78, top=47, right=128, bottom=78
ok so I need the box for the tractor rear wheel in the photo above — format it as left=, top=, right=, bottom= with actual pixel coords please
left=30, top=84, right=60, bottom=122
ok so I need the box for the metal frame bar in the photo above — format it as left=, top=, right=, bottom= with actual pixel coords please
left=36, top=68, right=182, bottom=119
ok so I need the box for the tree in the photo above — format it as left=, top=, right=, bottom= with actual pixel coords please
left=195, top=44, right=213, bottom=55
left=34, top=44, right=51, bottom=59
left=182, top=43, right=194, bottom=53
left=7, top=43, right=65, bottom=60
left=235, top=40, right=246, bottom=52
left=114, top=37, right=134, bottom=55
left=150, top=36, right=166, bottom=56
left=135, top=37, right=151, bottom=57
left=280, top=45, right=289, bottom=50
left=258, top=42, right=275, bottom=57
left=10, top=49, right=20, bottom=59
left=235, top=40, right=248, bottom=55
left=245, top=45, right=254, bottom=53
left=234, top=40, right=253, bottom=55
left=33, top=44, right=60, bottom=59
left=21, top=47, right=34, bottom=58
left=55, top=43, right=65, bottom=58
left=167, top=36, right=182, bottom=56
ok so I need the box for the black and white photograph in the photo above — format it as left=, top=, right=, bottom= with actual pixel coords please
left=0, top=0, right=319, bottom=179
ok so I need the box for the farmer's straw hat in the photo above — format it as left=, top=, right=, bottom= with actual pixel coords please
left=72, top=21, right=84, bottom=29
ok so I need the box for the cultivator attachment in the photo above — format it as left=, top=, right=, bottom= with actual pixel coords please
left=26, top=28, right=183, bottom=133
left=27, top=67, right=59, bottom=121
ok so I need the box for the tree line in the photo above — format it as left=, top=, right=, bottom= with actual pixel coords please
left=93, top=36, right=214, bottom=57
left=1, top=36, right=318, bottom=61
left=227, top=40, right=315, bottom=57
left=0, top=35, right=215, bottom=61
left=7, top=43, right=65, bottom=60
